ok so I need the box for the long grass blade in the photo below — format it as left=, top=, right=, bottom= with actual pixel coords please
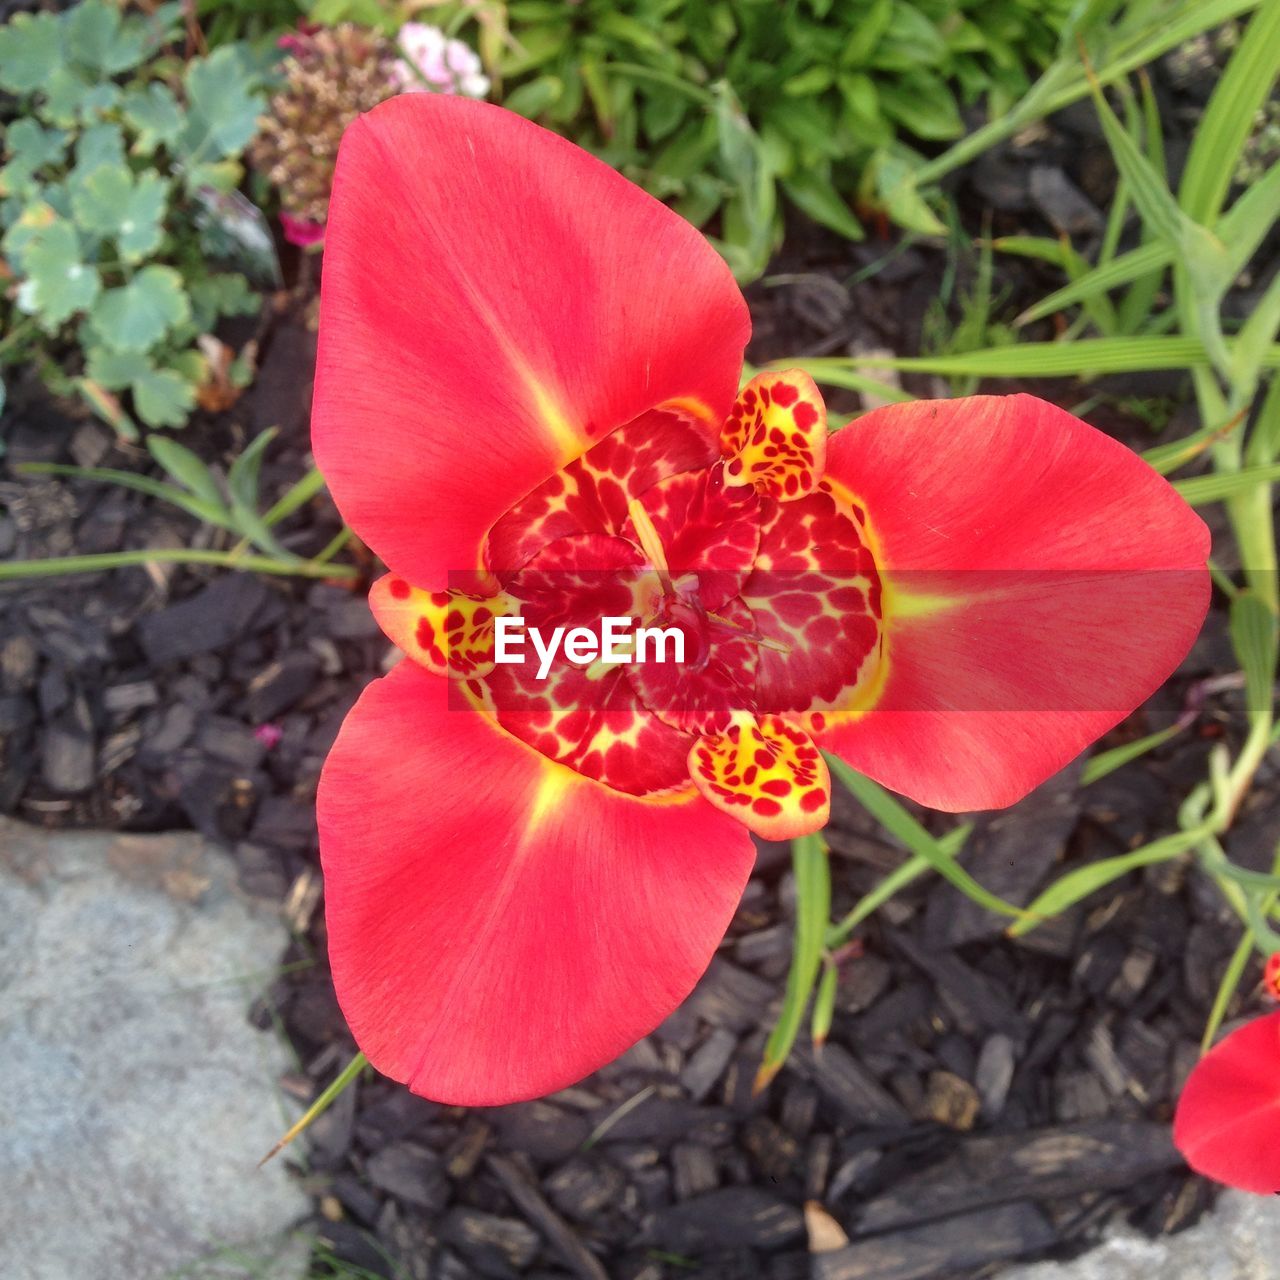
left=756, top=834, right=830, bottom=1092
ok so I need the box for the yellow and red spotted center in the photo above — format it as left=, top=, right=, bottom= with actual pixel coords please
left=462, top=379, right=885, bottom=801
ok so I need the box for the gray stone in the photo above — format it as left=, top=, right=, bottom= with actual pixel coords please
left=1001, top=1192, right=1280, bottom=1280
left=0, top=819, right=309, bottom=1280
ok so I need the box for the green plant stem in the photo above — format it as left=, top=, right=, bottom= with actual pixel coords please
left=0, top=317, right=38, bottom=357
left=0, top=548, right=359, bottom=581
left=258, top=1051, right=367, bottom=1166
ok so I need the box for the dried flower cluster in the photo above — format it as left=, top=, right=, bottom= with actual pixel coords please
left=249, top=24, right=398, bottom=241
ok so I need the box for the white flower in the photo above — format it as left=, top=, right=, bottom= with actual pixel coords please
left=393, top=22, right=489, bottom=98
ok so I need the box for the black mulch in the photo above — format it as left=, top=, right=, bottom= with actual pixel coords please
left=4, top=63, right=1278, bottom=1280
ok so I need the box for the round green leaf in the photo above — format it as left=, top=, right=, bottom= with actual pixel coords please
left=89, top=265, right=190, bottom=353
left=0, top=11, right=63, bottom=95
left=16, top=220, right=101, bottom=327
left=133, top=365, right=196, bottom=428
left=71, top=165, right=168, bottom=261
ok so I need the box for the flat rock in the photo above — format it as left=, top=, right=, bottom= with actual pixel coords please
left=0, top=819, right=309, bottom=1280
left=1002, top=1190, right=1280, bottom=1280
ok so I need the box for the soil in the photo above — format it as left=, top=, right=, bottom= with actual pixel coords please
left=3, top=62, right=1278, bottom=1280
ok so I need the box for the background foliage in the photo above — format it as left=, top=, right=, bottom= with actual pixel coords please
left=0, top=1, right=269, bottom=431
left=428, top=0, right=1074, bottom=280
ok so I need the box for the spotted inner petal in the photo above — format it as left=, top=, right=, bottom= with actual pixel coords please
left=688, top=711, right=831, bottom=839
left=369, top=574, right=512, bottom=678
left=721, top=370, right=827, bottom=502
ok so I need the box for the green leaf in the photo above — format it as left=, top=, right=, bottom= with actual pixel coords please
left=226, top=428, right=296, bottom=557
left=877, top=74, right=964, bottom=141
left=132, top=365, right=196, bottom=428
left=0, top=10, right=63, bottom=94
left=85, top=347, right=197, bottom=431
left=1017, top=241, right=1171, bottom=324
left=1231, top=265, right=1280, bottom=396
left=66, top=0, right=150, bottom=74
left=1231, top=591, right=1279, bottom=723
left=178, top=46, right=267, bottom=166
left=0, top=119, right=67, bottom=197
left=41, top=65, right=120, bottom=125
left=826, top=755, right=1023, bottom=921
left=14, top=459, right=226, bottom=525
left=1089, top=70, right=1230, bottom=284
left=781, top=170, right=864, bottom=241
left=122, top=83, right=185, bottom=155
left=757, top=834, right=830, bottom=1091
left=1175, top=464, right=1280, bottom=506
left=1143, top=408, right=1247, bottom=475
left=802, top=337, right=1280, bottom=380
left=187, top=272, right=259, bottom=331
left=810, top=959, right=838, bottom=1048
left=502, top=75, right=563, bottom=118
left=1009, top=829, right=1204, bottom=936
left=70, top=166, right=169, bottom=262
left=1081, top=724, right=1182, bottom=785
left=840, top=0, right=892, bottom=66
left=1178, top=0, right=1280, bottom=226
left=89, top=265, right=190, bottom=353
left=1220, top=156, right=1280, bottom=278
left=15, top=220, right=100, bottom=327
left=147, top=435, right=225, bottom=509
left=84, top=346, right=151, bottom=389
left=866, top=148, right=945, bottom=237
left=262, top=467, right=328, bottom=528
left=1201, top=929, right=1257, bottom=1051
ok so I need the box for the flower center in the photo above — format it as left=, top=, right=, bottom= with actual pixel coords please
left=373, top=372, right=885, bottom=838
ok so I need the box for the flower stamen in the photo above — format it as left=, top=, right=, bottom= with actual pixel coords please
left=627, top=496, right=674, bottom=595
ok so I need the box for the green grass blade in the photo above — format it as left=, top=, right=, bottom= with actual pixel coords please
left=1231, top=264, right=1280, bottom=395
left=1142, top=407, right=1247, bottom=474
left=263, top=465, right=328, bottom=527
left=1175, top=463, right=1280, bottom=505
left=909, top=0, right=1261, bottom=189
left=1221, top=155, right=1280, bottom=277
left=0, top=548, right=359, bottom=581
left=826, top=824, right=970, bottom=948
left=1009, top=829, right=1205, bottom=936
left=764, top=360, right=915, bottom=404
left=757, top=833, right=830, bottom=1091
left=1178, top=0, right=1280, bottom=225
left=810, top=959, right=838, bottom=1049
left=1246, top=372, right=1280, bottom=468
left=826, top=755, right=1024, bottom=921
left=1017, top=242, right=1171, bottom=325
left=258, top=1050, right=367, bottom=1166
left=14, top=461, right=229, bottom=527
left=1081, top=723, right=1183, bottom=784
left=1230, top=590, right=1279, bottom=722
left=802, top=338, right=1280, bottom=380
left=147, top=435, right=225, bottom=510
left=1200, top=929, right=1257, bottom=1051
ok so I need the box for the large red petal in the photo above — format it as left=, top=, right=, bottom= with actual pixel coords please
left=313, top=95, right=749, bottom=588
left=317, top=661, right=755, bottom=1104
left=1174, top=1012, right=1280, bottom=1194
left=819, top=394, right=1210, bottom=811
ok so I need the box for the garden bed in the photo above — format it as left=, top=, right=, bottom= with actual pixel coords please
left=4, top=129, right=1273, bottom=1273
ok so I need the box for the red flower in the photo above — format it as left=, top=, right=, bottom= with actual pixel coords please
left=1175, top=1012, right=1280, bottom=1194
left=1266, top=953, right=1280, bottom=1001
left=312, top=96, right=1209, bottom=1104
